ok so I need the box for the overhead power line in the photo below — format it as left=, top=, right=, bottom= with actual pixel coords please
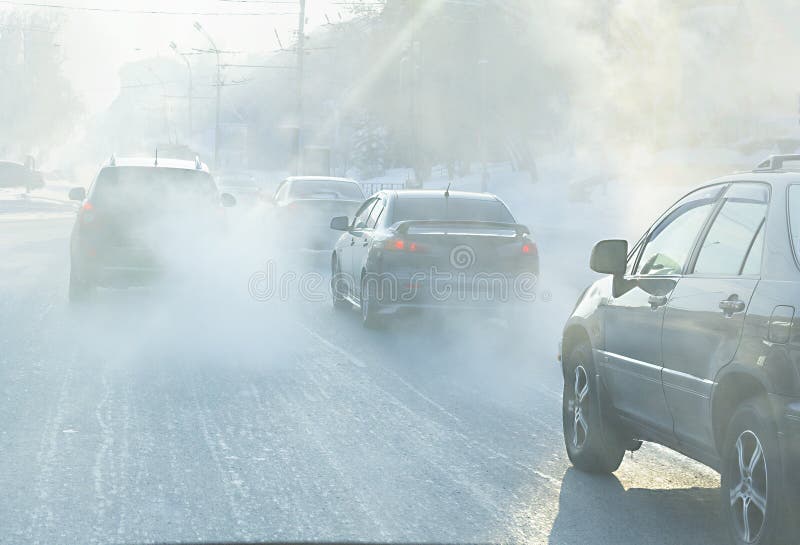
left=0, top=0, right=298, bottom=16
left=220, top=63, right=294, bottom=69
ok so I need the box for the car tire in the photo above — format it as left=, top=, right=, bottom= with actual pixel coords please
left=720, top=397, right=795, bottom=545
left=68, top=267, right=94, bottom=303
left=562, top=341, right=626, bottom=474
left=360, top=275, right=382, bottom=329
left=331, top=255, right=350, bottom=311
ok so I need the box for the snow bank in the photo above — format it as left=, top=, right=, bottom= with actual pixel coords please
left=0, top=179, right=78, bottom=220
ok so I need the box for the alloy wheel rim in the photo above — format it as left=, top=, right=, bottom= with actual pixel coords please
left=569, top=365, right=590, bottom=449
left=729, top=429, right=768, bottom=543
left=332, top=262, right=343, bottom=300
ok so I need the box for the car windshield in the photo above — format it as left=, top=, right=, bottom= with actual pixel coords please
left=289, top=179, right=363, bottom=200
left=5, top=2, right=800, bottom=545
left=391, top=197, right=515, bottom=223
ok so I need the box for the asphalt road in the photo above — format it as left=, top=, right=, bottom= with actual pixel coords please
left=0, top=215, right=723, bottom=545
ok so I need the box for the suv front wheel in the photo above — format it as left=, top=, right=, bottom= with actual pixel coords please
left=562, top=341, right=626, bottom=474
left=720, top=397, right=795, bottom=545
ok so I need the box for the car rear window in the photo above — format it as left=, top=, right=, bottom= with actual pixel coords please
left=391, top=197, right=515, bottom=223
left=289, top=180, right=363, bottom=200
left=92, top=167, right=216, bottom=208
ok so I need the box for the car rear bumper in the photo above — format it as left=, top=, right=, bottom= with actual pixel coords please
left=368, top=282, right=536, bottom=315
left=73, top=252, right=161, bottom=288
left=93, top=265, right=161, bottom=287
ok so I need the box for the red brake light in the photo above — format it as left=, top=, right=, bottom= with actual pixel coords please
left=80, top=201, right=95, bottom=224
left=385, top=237, right=423, bottom=252
left=522, top=241, right=538, bottom=255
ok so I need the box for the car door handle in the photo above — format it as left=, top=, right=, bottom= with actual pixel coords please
left=350, top=238, right=356, bottom=246
left=719, top=297, right=745, bottom=316
left=362, top=240, right=369, bottom=247
left=648, top=295, right=668, bottom=309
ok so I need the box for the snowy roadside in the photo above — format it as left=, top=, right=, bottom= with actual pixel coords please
left=0, top=181, right=78, bottom=221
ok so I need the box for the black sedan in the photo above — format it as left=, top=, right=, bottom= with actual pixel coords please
left=329, top=189, right=539, bottom=327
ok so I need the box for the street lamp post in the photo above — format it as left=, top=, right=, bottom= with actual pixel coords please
left=169, top=41, right=193, bottom=137
left=194, top=21, right=221, bottom=171
left=145, top=64, right=172, bottom=141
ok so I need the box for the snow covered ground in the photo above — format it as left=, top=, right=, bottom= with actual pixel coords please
left=0, top=179, right=78, bottom=220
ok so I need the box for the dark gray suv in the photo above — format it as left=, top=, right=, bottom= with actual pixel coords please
left=560, top=155, right=800, bottom=545
left=68, top=156, right=235, bottom=301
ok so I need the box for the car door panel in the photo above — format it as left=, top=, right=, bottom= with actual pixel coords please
left=349, top=198, right=378, bottom=293
left=601, top=276, right=676, bottom=432
left=661, top=182, right=768, bottom=450
left=662, top=276, right=758, bottom=448
left=602, top=184, right=725, bottom=436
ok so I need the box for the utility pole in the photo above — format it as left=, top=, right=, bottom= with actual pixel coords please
left=478, top=1, right=489, bottom=192
left=194, top=21, right=221, bottom=170
left=409, top=0, right=420, bottom=188
left=295, top=0, right=306, bottom=176
left=146, top=63, right=172, bottom=143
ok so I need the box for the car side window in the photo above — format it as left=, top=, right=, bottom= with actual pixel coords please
left=787, top=186, right=800, bottom=266
left=693, top=183, right=769, bottom=276
left=274, top=181, right=289, bottom=202
left=636, top=185, right=724, bottom=276
left=352, top=198, right=377, bottom=230
left=741, top=223, right=765, bottom=276
left=625, top=240, right=644, bottom=275
left=366, top=199, right=384, bottom=229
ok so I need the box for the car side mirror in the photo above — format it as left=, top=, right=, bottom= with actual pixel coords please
left=220, top=193, right=237, bottom=207
left=68, top=187, right=86, bottom=201
left=330, top=215, right=350, bottom=231
left=590, top=239, right=628, bottom=275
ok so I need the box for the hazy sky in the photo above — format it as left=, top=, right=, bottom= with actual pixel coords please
left=0, top=0, right=365, bottom=112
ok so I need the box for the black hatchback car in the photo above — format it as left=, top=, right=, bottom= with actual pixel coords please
left=560, top=155, right=800, bottom=545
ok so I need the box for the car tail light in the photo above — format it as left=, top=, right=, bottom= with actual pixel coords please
left=522, top=240, right=538, bottom=256
left=80, top=201, right=95, bottom=224
left=384, top=237, right=424, bottom=252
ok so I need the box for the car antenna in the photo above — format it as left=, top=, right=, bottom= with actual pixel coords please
left=444, top=182, right=451, bottom=220
left=154, top=148, right=158, bottom=167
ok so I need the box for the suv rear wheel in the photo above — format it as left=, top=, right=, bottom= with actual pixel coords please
left=720, top=397, right=794, bottom=545
left=68, top=267, right=94, bottom=303
left=562, top=341, right=626, bottom=473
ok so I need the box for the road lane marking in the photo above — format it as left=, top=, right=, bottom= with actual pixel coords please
left=300, top=324, right=367, bottom=368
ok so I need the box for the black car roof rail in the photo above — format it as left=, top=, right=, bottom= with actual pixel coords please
left=754, top=154, right=800, bottom=171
